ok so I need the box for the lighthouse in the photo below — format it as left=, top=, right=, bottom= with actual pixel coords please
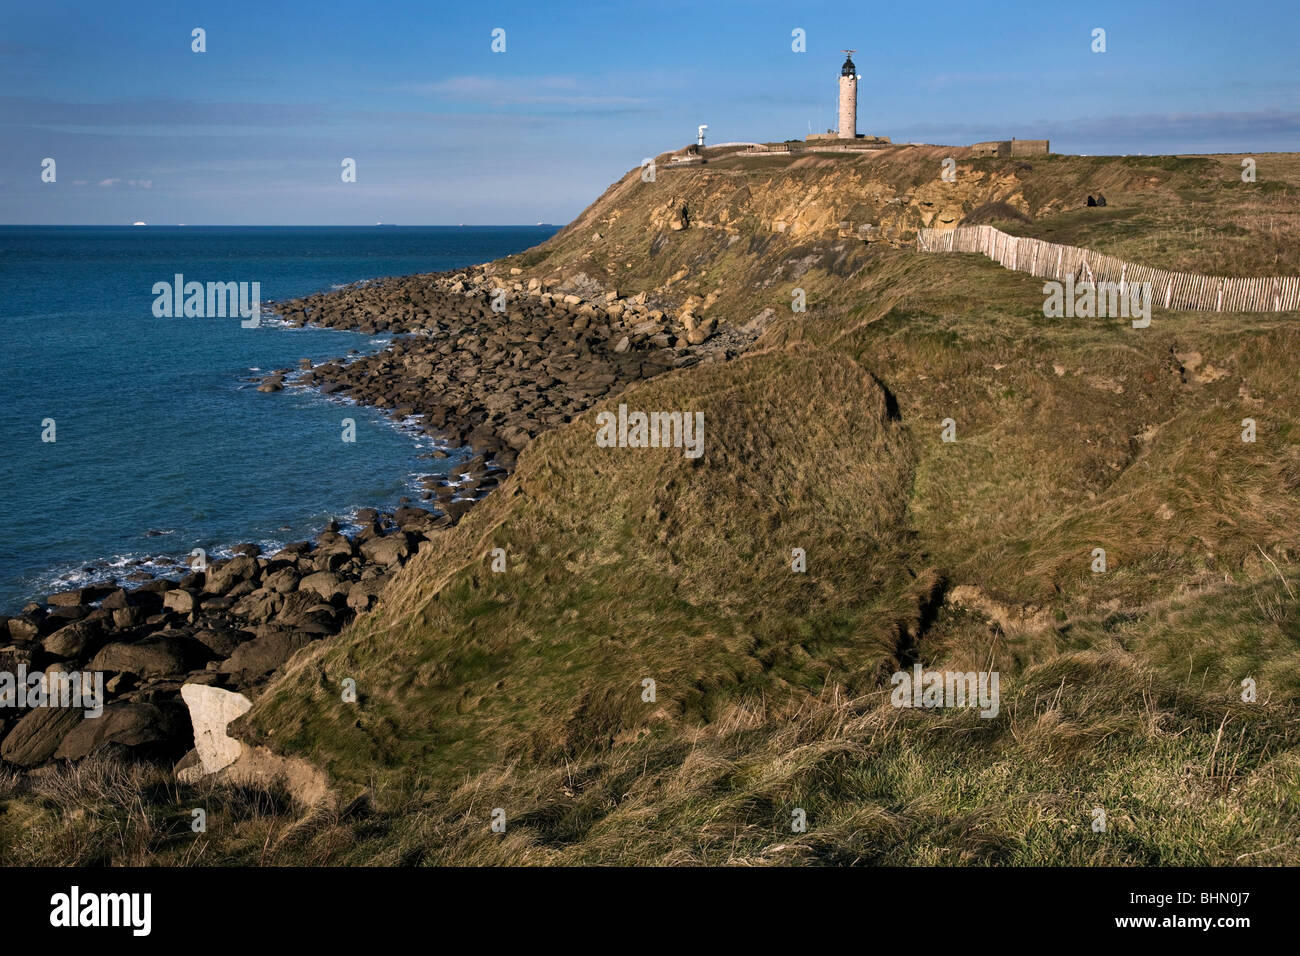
left=838, top=50, right=858, bottom=139
left=805, top=51, right=890, bottom=144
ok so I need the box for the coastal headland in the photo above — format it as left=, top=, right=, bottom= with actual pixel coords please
left=4, top=145, right=1300, bottom=865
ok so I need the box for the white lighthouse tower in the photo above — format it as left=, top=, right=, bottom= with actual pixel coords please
left=837, top=50, right=858, bottom=139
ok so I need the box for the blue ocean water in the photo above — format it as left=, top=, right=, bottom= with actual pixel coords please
left=0, top=225, right=559, bottom=612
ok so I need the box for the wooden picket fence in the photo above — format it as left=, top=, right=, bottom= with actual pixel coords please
left=916, top=224, right=1300, bottom=313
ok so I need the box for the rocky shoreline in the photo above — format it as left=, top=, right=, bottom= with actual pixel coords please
left=260, top=262, right=756, bottom=462
left=0, top=261, right=755, bottom=774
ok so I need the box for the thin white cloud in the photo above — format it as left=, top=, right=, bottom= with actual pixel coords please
left=397, top=75, right=648, bottom=108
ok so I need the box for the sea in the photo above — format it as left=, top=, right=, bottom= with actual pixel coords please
left=0, top=225, right=559, bottom=613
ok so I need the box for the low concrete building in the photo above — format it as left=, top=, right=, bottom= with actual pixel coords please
left=970, top=139, right=1051, bottom=158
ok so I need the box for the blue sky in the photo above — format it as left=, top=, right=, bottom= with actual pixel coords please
left=2, top=0, right=1298, bottom=224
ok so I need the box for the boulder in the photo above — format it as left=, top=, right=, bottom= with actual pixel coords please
left=225, top=579, right=259, bottom=600
left=393, top=506, right=435, bottom=531
left=272, top=542, right=314, bottom=562
left=0, top=644, right=34, bottom=675
left=179, top=684, right=252, bottom=774
left=219, top=627, right=315, bottom=682
left=101, top=588, right=162, bottom=612
left=99, top=589, right=132, bottom=611
left=263, top=567, right=301, bottom=594
left=298, top=571, right=349, bottom=602
left=46, top=585, right=113, bottom=607
left=88, top=634, right=213, bottom=680
left=443, top=499, right=475, bottom=519
left=163, top=588, right=202, bottom=614
left=203, top=556, right=260, bottom=595
left=313, top=550, right=352, bottom=573
left=112, top=606, right=147, bottom=629
left=346, top=578, right=387, bottom=612
left=0, top=706, right=84, bottom=767
left=231, top=589, right=284, bottom=623
left=6, top=616, right=41, bottom=642
left=313, top=533, right=354, bottom=569
left=359, top=534, right=412, bottom=567
left=54, top=701, right=192, bottom=762
left=275, top=603, right=341, bottom=637
left=46, top=605, right=90, bottom=625
left=42, top=620, right=104, bottom=661
left=192, top=627, right=250, bottom=658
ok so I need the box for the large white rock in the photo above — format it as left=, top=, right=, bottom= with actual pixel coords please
left=180, top=684, right=252, bottom=775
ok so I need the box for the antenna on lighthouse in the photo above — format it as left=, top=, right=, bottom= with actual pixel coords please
left=697, top=124, right=708, bottom=147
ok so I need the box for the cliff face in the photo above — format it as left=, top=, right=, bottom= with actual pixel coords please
left=493, top=146, right=1230, bottom=333
left=574, top=145, right=1039, bottom=242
